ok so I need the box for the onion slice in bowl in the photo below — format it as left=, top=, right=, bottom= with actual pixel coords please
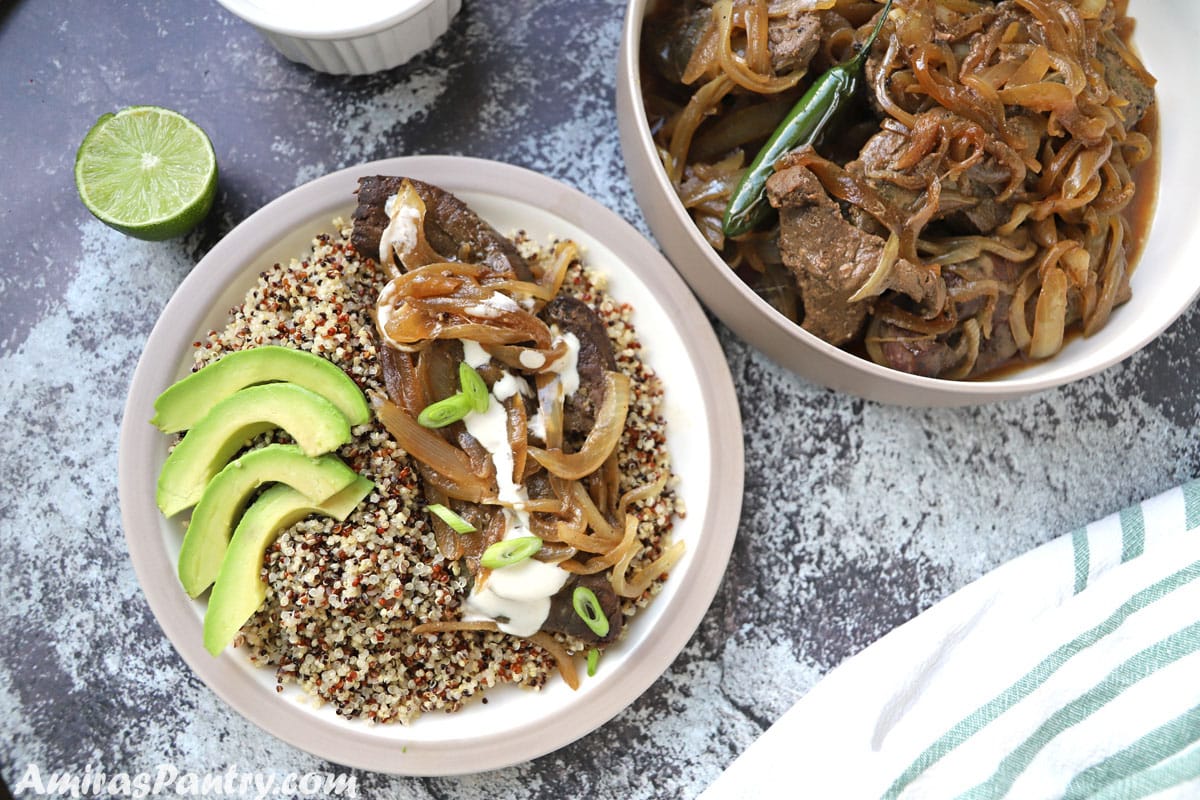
left=528, top=371, right=631, bottom=480
left=374, top=397, right=498, bottom=503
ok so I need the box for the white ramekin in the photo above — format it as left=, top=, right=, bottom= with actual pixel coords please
left=215, top=0, right=463, bottom=75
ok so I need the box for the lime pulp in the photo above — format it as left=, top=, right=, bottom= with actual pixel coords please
left=74, top=106, right=218, bottom=241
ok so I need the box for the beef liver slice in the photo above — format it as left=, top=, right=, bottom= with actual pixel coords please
left=877, top=325, right=962, bottom=378
left=352, top=176, right=533, bottom=280
left=878, top=258, right=1025, bottom=378
left=1097, top=43, right=1155, bottom=131
left=542, top=295, right=617, bottom=436
left=766, top=166, right=872, bottom=343
left=769, top=12, right=822, bottom=75
left=777, top=207, right=873, bottom=344
left=852, top=129, right=1010, bottom=235
left=351, top=175, right=402, bottom=260
left=541, top=574, right=623, bottom=646
left=765, top=166, right=894, bottom=344
left=767, top=165, right=945, bottom=345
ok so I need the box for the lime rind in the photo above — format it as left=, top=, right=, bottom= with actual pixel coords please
left=74, top=106, right=218, bottom=241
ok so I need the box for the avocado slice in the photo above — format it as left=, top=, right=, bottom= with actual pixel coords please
left=156, top=383, right=352, bottom=517
left=177, top=444, right=359, bottom=597
left=151, top=345, right=371, bottom=434
left=203, top=476, right=374, bottom=656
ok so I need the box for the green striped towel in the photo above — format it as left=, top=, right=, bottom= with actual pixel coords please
left=702, top=480, right=1200, bottom=800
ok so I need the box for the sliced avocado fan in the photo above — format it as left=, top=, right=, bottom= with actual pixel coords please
left=152, top=345, right=370, bottom=434
left=156, top=383, right=352, bottom=518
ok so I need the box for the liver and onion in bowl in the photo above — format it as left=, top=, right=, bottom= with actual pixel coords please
left=162, top=176, right=684, bottom=723
left=641, top=0, right=1157, bottom=379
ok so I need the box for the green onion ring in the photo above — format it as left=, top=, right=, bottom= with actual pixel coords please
left=586, top=648, right=600, bottom=677
left=572, top=586, right=610, bottom=638
left=417, top=392, right=473, bottom=428
left=480, top=536, right=543, bottom=570
left=427, top=503, right=476, bottom=534
left=459, top=362, right=490, bottom=413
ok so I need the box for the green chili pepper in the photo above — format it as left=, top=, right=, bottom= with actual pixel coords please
left=480, top=536, right=543, bottom=569
left=572, top=585, right=610, bottom=638
left=417, top=392, right=473, bottom=428
left=721, top=0, right=894, bottom=238
left=459, top=362, right=490, bottom=413
left=587, top=648, right=600, bottom=677
left=427, top=503, right=476, bottom=534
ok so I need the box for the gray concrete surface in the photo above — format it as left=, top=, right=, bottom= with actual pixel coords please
left=1, top=1, right=1197, bottom=798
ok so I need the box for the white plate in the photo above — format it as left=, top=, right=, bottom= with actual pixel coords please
left=118, top=156, right=743, bottom=776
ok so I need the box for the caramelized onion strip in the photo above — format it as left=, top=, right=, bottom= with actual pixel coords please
left=942, top=318, right=983, bottom=379
left=1008, top=267, right=1039, bottom=353
left=528, top=632, right=580, bottom=690
left=1084, top=216, right=1127, bottom=336
left=713, top=0, right=807, bottom=94
left=536, top=372, right=565, bottom=451
left=667, top=75, right=735, bottom=184
left=562, top=511, right=641, bottom=576
left=375, top=398, right=496, bottom=502
left=490, top=241, right=579, bottom=305
left=572, top=481, right=619, bottom=545
left=530, top=372, right=631, bottom=480
left=613, top=540, right=687, bottom=600
left=1029, top=267, right=1069, bottom=359
left=849, top=231, right=901, bottom=302
left=554, top=514, right=618, bottom=557
left=618, top=472, right=670, bottom=522
left=379, top=181, right=442, bottom=274
left=485, top=339, right=569, bottom=375
left=508, top=396, right=528, bottom=485
left=522, top=497, right=569, bottom=514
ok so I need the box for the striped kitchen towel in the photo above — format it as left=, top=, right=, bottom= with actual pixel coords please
left=702, top=480, right=1200, bottom=800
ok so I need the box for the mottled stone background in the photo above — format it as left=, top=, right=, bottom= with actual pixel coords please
left=1, top=1, right=1197, bottom=798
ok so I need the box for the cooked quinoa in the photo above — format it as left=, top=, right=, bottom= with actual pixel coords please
left=185, top=219, right=684, bottom=724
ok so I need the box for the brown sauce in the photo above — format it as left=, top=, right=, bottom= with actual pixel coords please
left=1124, top=105, right=1160, bottom=272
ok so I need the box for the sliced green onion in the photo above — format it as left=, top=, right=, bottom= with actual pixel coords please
left=427, top=503, right=476, bottom=534
left=480, top=536, right=543, bottom=569
left=459, top=362, right=490, bottom=413
left=587, top=648, right=600, bottom=677
left=417, top=392, right=473, bottom=428
left=572, top=586, right=610, bottom=638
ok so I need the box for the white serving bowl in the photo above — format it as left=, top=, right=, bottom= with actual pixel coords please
left=616, top=0, right=1199, bottom=406
left=215, top=0, right=462, bottom=75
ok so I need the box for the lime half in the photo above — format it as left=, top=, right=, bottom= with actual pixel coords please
left=74, top=106, right=218, bottom=241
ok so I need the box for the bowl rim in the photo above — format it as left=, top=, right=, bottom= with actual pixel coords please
left=617, top=0, right=1193, bottom=404
left=214, top=0, right=441, bottom=40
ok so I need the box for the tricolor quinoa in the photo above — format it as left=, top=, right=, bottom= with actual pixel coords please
left=186, top=220, right=683, bottom=723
